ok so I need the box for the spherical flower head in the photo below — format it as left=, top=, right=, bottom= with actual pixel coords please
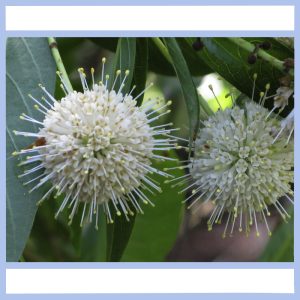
left=14, top=63, right=175, bottom=228
left=188, top=101, right=294, bottom=237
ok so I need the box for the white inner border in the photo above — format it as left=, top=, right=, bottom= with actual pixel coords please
left=6, top=6, right=295, bottom=31
left=5, top=4, right=295, bottom=295
left=6, top=269, right=294, bottom=294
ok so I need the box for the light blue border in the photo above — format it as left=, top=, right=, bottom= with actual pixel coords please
left=2, top=0, right=298, bottom=299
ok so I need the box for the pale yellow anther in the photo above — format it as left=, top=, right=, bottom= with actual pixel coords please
left=102, top=57, right=106, bottom=63
left=253, top=73, right=258, bottom=80
left=125, top=70, right=130, bottom=76
left=91, top=67, right=95, bottom=73
left=167, top=100, right=172, bottom=105
left=116, top=70, right=121, bottom=75
left=34, top=104, right=39, bottom=110
left=265, top=83, right=270, bottom=90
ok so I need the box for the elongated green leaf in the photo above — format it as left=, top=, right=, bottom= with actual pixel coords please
left=132, top=38, right=149, bottom=106
left=185, top=37, right=294, bottom=116
left=106, top=208, right=137, bottom=262
left=80, top=210, right=107, bottom=262
left=110, top=38, right=136, bottom=94
left=6, top=38, right=56, bottom=261
left=106, top=38, right=137, bottom=262
left=164, top=38, right=206, bottom=143
left=121, top=151, right=183, bottom=262
left=260, top=211, right=294, bottom=262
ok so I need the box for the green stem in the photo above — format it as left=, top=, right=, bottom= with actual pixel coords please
left=48, top=37, right=73, bottom=92
left=151, top=37, right=173, bottom=64
left=228, top=37, right=294, bottom=76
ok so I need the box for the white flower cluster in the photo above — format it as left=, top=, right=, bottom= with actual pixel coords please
left=178, top=80, right=294, bottom=237
left=14, top=61, right=175, bottom=227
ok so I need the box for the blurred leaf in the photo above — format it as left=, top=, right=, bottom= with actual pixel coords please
left=148, top=38, right=212, bottom=76
left=88, top=37, right=118, bottom=52
left=260, top=212, right=294, bottom=262
left=88, top=37, right=211, bottom=76
left=185, top=37, right=294, bottom=116
left=164, top=38, right=201, bottom=144
left=110, top=38, right=136, bottom=93
left=132, top=38, right=149, bottom=106
left=6, top=38, right=56, bottom=261
left=106, top=38, right=137, bottom=262
left=23, top=198, right=75, bottom=262
left=80, top=210, right=107, bottom=262
left=121, top=151, right=184, bottom=261
left=106, top=208, right=137, bottom=262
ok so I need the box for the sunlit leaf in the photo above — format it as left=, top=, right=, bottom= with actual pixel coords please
left=6, top=38, right=56, bottom=261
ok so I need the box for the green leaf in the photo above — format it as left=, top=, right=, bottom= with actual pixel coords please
left=185, top=37, right=294, bottom=116
left=106, top=38, right=137, bottom=262
left=121, top=151, right=184, bottom=262
left=164, top=38, right=210, bottom=144
left=132, top=38, right=149, bottom=106
left=260, top=211, right=294, bottom=262
left=88, top=37, right=212, bottom=77
left=110, top=38, right=136, bottom=94
left=106, top=208, right=136, bottom=262
left=147, top=38, right=211, bottom=77
left=6, top=38, right=56, bottom=261
left=80, top=210, right=107, bottom=262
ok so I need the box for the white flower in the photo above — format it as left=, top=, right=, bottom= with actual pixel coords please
left=13, top=59, right=176, bottom=228
left=273, top=86, right=293, bottom=110
left=176, top=77, right=294, bottom=237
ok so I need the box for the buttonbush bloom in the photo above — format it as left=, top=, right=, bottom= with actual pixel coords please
left=174, top=76, right=294, bottom=237
left=13, top=59, right=176, bottom=228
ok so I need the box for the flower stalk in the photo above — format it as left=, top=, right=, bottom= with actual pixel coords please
left=48, top=37, right=73, bottom=92
left=228, top=37, right=294, bottom=76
